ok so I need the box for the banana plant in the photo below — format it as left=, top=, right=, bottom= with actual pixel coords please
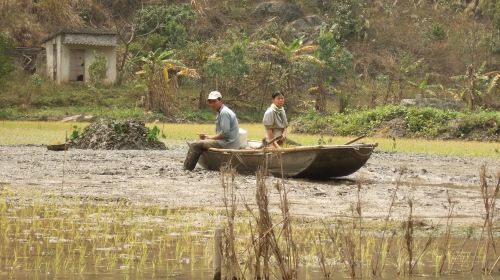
left=136, top=49, right=199, bottom=115
left=257, top=36, right=319, bottom=96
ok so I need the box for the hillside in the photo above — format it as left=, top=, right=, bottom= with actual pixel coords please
left=0, top=0, right=499, bottom=114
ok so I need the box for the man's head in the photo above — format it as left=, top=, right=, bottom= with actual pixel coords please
left=272, top=91, right=285, bottom=108
left=207, top=91, right=223, bottom=112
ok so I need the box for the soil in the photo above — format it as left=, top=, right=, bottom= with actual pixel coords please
left=0, top=145, right=498, bottom=226
left=70, top=119, right=166, bottom=150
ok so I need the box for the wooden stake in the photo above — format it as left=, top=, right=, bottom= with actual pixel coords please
left=213, top=228, right=222, bottom=280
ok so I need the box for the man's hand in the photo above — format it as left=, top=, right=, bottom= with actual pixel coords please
left=198, top=133, right=208, bottom=140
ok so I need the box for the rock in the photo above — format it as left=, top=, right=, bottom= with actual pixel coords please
left=284, top=15, right=322, bottom=40
left=400, top=97, right=464, bottom=110
left=313, top=186, right=327, bottom=196
left=82, top=115, right=95, bottom=122
left=376, top=118, right=407, bottom=138
left=61, top=114, right=95, bottom=122
left=61, top=115, right=83, bottom=122
left=253, top=1, right=301, bottom=22
left=288, top=15, right=322, bottom=31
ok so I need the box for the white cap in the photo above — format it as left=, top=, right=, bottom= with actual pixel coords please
left=207, top=91, right=222, bottom=100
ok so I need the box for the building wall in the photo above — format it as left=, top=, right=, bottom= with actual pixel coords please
left=83, top=46, right=117, bottom=84
left=43, top=34, right=117, bottom=84
left=60, top=39, right=71, bottom=83
left=43, top=38, right=57, bottom=81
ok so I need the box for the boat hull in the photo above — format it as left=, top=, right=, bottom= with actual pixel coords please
left=198, top=144, right=376, bottom=179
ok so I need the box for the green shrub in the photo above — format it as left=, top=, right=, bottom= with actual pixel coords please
left=0, top=32, right=15, bottom=84
left=136, top=4, right=195, bottom=50
left=325, top=0, right=367, bottom=41
left=427, top=22, right=446, bottom=41
left=292, top=105, right=500, bottom=140
left=89, top=52, right=108, bottom=86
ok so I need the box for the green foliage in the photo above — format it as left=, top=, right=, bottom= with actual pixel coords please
left=146, top=125, right=161, bottom=142
left=487, top=0, right=500, bottom=29
left=202, top=35, right=250, bottom=92
left=136, top=4, right=195, bottom=50
left=221, top=40, right=250, bottom=80
left=317, top=28, right=353, bottom=78
left=203, top=57, right=224, bottom=80
left=88, top=52, right=108, bottom=86
left=70, top=125, right=81, bottom=141
left=29, top=73, right=43, bottom=88
left=113, top=123, right=126, bottom=134
left=404, top=107, right=456, bottom=136
left=424, top=22, right=447, bottom=41
left=325, top=0, right=367, bottom=41
left=0, top=32, right=15, bottom=84
left=293, top=105, right=500, bottom=140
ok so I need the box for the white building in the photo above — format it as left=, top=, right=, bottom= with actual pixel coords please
left=41, top=28, right=118, bottom=84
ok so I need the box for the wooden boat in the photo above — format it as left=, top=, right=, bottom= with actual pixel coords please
left=198, top=142, right=377, bottom=179
left=47, top=143, right=68, bottom=151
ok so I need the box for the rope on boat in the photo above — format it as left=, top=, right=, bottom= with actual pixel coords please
left=352, top=146, right=374, bottom=157
left=229, top=152, right=248, bottom=168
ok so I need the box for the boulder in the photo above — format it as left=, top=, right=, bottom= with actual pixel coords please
left=61, top=115, right=83, bottom=122
left=375, top=118, right=407, bottom=138
left=284, top=15, right=322, bottom=40
left=61, top=114, right=95, bottom=122
left=400, top=97, right=464, bottom=110
left=253, top=1, right=301, bottom=22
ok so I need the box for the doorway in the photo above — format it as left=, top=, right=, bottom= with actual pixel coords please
left=69, top=49, right=85, bottom=82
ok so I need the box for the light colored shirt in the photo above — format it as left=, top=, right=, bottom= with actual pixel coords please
left=262, top=104, right=288, bottom=141
left=216, top=105, right=240, bottom=149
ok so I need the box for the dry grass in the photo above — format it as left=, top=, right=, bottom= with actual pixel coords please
left=215, top=164, right=499, bottom=279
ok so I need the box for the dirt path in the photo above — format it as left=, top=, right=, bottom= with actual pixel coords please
left=0, top=145, right=498, bottom=225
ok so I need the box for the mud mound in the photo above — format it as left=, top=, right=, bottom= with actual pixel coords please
left=70, top=119, right=166, bottom=150
left=374, top=118, right=407, bottom=138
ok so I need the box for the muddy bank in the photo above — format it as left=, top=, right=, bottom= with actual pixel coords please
left=0, top=145, right=498, bottom=225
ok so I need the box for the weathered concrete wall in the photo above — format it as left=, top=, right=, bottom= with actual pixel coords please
left=83, top=46, right=117, bottom=84
left=43, top=34, right=117, bottom=84
left=43, top=37, right=59, bottom=82
left=60, top=41, right=71, bottom=83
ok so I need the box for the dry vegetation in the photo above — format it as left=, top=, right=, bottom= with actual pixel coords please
left=214, top=159, right=500, bottom=279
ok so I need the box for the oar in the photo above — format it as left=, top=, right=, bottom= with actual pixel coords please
left=265, top=135, right=283, bottom=147
left=283, top=137, right=302, bottom=146
left=344, top=135, right=367, bottom=145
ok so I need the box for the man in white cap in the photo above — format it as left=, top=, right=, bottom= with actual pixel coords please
left=183, top=91, right=240, bottom=170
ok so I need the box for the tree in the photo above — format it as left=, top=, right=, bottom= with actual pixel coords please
left=135, top=4, right=195, bottom=51
left=0, top=32, right=15, bottom=85
left=181, top=41, right=213, bottom=109
left=313, top=29, right=353, bottom=113
left=259, top=36, right=318, bottom=98
left=203, top=38, right=250, bottom=98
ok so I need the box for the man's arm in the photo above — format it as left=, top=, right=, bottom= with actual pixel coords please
left=200, top=112, right=230, bottom=140
left=199, top=133, right=224, bottom=140
left=268, top=129, right=280, bottom=148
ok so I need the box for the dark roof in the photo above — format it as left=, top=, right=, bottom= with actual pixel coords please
left=41, top=27, right=117, bottom=44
